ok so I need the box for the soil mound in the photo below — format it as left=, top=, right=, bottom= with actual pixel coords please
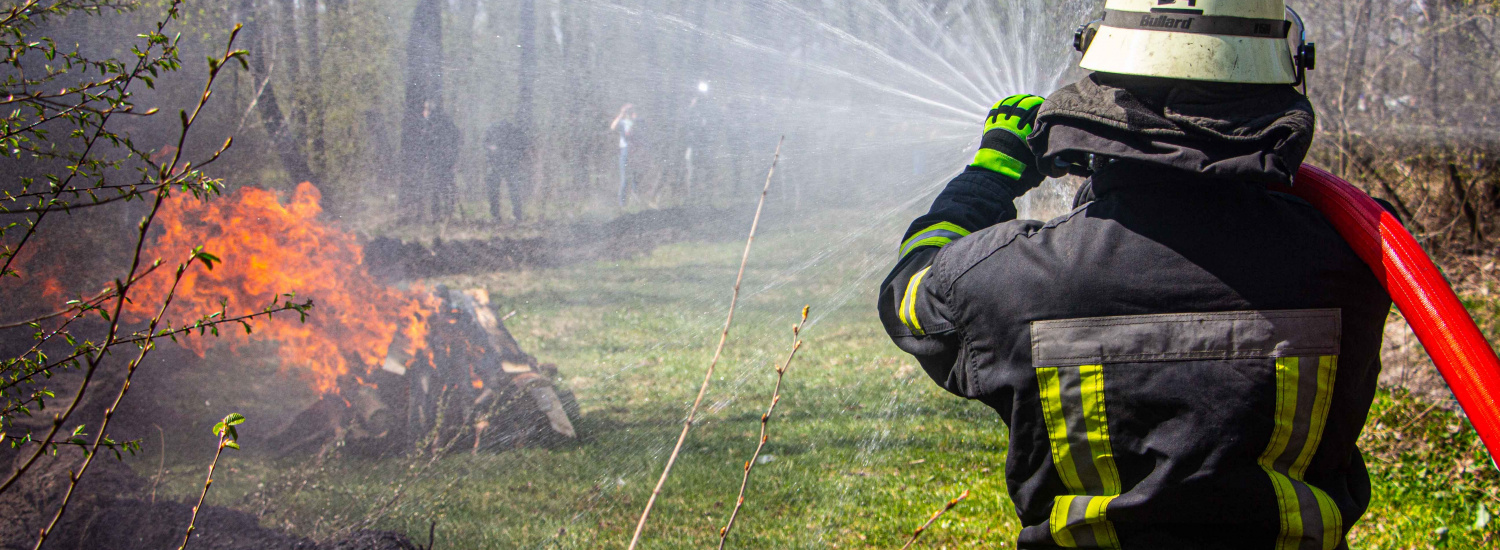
left=365, top=205, right=749, bottom=280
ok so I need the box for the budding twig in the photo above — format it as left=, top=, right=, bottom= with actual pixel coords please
left=717, top=306, right=809, bottom=550
left=899, top=489, right=970, bottom=550
left=179, top=413, right=244, bottom=550
left=16, top=25, right=262, bottom=550
left=626, top=136, right=784, bottom=550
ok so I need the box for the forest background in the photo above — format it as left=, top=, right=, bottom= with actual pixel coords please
left=5, top=0, right=1500, bottom=548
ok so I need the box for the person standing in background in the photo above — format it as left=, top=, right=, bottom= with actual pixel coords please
left=610, top=104, right=638, bottom=207
left=484, top=120, right=527, bottom=222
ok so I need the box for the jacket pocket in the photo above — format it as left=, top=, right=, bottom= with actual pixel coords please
left=1029, top=309, right=1344, bottom=549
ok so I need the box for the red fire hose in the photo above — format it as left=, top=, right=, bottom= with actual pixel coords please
left=1275, top=164, right=1500, bottom=460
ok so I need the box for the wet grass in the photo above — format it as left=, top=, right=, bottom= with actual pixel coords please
left=148, top=212, right=1499, bottom=548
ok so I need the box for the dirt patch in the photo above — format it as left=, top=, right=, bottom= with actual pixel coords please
left=1380, top=314, right=1458, bottom=405
left=0, top=449, right=419, bottom=550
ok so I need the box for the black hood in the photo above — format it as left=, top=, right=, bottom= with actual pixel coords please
left=1029, top=73, right=1316, bottom=185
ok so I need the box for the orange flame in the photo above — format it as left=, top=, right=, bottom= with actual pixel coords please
left=126, top=182, right=435, bottom=394
left=0, top=240, right=68, bottom=317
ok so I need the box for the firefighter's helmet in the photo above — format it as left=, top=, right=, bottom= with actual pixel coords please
left=1074, top=0, right=1316, bottom=85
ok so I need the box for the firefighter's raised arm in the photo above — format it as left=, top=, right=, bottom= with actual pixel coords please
left=877, top=94, right=1045, bottom=396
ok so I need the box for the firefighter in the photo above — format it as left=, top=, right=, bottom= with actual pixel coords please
left=879, top=1, right=1389, bottom=548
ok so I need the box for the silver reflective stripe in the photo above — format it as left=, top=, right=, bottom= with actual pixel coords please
left=899, top=229, right=966, bottom=258
left=1031, top=309, right=1341, bottom=368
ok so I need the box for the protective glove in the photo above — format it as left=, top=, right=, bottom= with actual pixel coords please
left=970, top=94, right=1045, bottom=191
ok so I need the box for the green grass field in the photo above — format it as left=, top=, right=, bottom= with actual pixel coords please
left=148, top=212, right=1500, bottom=549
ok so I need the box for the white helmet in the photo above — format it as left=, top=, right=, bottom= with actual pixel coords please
left=1073, top=0, right=1316, bottom=85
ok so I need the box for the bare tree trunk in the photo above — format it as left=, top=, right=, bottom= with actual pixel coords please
left=517, top=0, right=538, bottom=220
left=1426, top=0, right=1444, bottom=125
left=399, top=0, right=446, bottom=223
left=307, top=0, right=326, bottom=175
left=276, top=0, right=309, bottom=163
left=1335, top=0, right=1375, bottom=177
left=562, top=0, right=593, bottom=214
left=245, top=1, right=317, bottom=188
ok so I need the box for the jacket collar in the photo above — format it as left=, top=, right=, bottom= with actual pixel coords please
left=1029, top=73, right=1316, bottom=186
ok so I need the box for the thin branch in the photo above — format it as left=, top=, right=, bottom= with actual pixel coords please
left=0, top=0, right=182, bottom=284
left=149, top=424, right=165, bottom=503
left=179, top=440, right=226, bottom=550
left=0, top=7, right=231, bottom=516
left=0, top=183, right=164, bottom=215
left=0, top=0, right=44, bottom=29
left=0, top=261, right=162, bottom=330
left=718, top=306, right=808, bottom=550
left=0, top=180, right=150, bottom=202
left=31, top=247, right=200, bottom=549
left=0, top=302, right=305, bottom=415
left=0, top=136, right=233, bottom=215
left=179, top=415, right=241, bottom=550
left=899, top=490, right=971, bottom=550
left=626, top=136, right=784, bottom=550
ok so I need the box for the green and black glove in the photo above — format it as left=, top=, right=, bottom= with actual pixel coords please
left=970, top=94, right=1045, bottom=190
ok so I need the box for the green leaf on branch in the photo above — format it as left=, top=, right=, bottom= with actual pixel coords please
left=213, top=413, right=245, bottom=450
left=193, top=250, right=219, bottom=271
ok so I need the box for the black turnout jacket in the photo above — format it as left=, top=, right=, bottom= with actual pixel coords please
left=879, top=76, right=1391, bottom=550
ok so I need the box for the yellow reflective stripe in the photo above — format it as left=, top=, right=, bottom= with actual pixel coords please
left=1041, top=365, right=1122, bottom=548
left=899, top=267, right=931, bottom=336
left=1294, top=355, right=1337, bottom=478
left=1261, top=357, right=1299, bottom=467
left=1260, top=356, right=1343, bottom=550
left=1314, top=489, right=1342, bottom=550
left=1080, top=365, right=1122, bottom=495
left=1308, top=356, right=1342, bottom=550
left=1038, top=367, right=1087, bottom=493
left=898, top=269, right=916, bottom=331
left=971, top=149, right=1026, bottom=180
left=1087, top=497, right=1122, bottom=549
left=1050, top=497, right=1079, bottom=548
left=899, top=222, right=971, bottom=258
left=1262, top=357, right=1303, bottom=550
left=1049, top=495, right=1121, bottom=549
left=1263, top=468, right=1302, bottom=550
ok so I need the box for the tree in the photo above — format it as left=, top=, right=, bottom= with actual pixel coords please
left=516, top=0, right=538, bottom=220
left=0, top=2, right=308, bottom=547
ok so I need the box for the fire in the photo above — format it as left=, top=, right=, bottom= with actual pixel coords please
left=0, top=239, right=68, bottom=317
left=126, top=182, right=435, bottom=394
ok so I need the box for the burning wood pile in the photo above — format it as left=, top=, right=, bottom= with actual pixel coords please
left=271, top=286, right=577, bottom=456
left=119, top=182, right=579, bottom=456
left=4, top=182, right=576, bottom=458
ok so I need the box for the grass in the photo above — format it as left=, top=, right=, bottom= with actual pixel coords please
left=1353, top=388, right=1499, bottom=548
left=142, top=209, right=1500, bottom=549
